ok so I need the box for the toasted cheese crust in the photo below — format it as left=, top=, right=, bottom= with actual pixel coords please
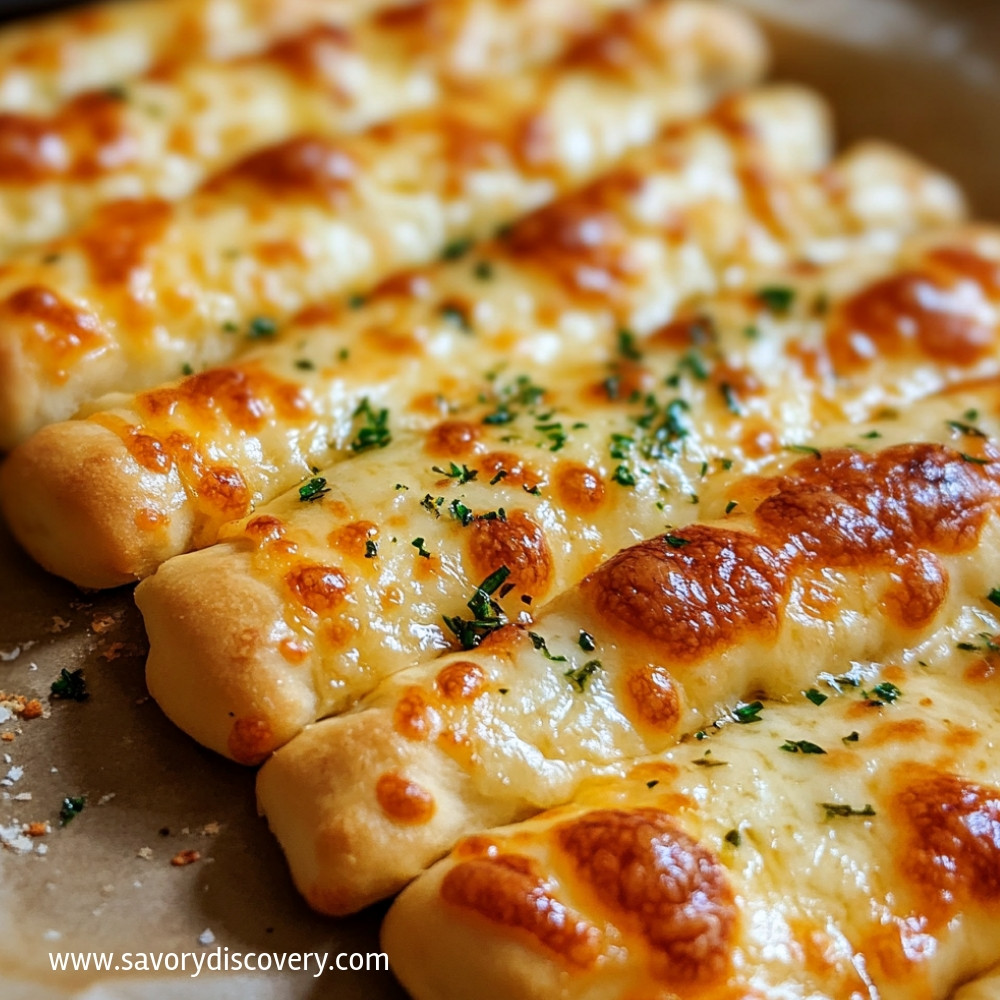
left=255, top=382, right=1000, bottom=914
left=383, top=652, right=1000, bottom=1000
left=140, top=229, right=999, bottom=764
left=0, top=0, right=408, bottom=114
left=0, top=0, right=767, bottom=450
left=0, top=0, right=643, bottom=255
left=2, top=90, right=970, bottom=588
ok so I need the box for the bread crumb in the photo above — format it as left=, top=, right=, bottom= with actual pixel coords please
left=0, top=693, right=44, bottom=720
left=200, top=821, right=221, bottom=836
left=90, top=613, right=119, bottom=634
left=137, top=846, right=153, bottom=861
left=97, top=793, right=116, bottom=806
left=48, top=617, right=70, bottom=633
left=25, top=822, right=48, bottom=837
left=170, top=849, right=201, bottom=867
left=1, top=733, right=13, bottom=742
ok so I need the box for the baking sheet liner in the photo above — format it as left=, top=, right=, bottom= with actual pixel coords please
left=1, top=1, right=997, bottom=996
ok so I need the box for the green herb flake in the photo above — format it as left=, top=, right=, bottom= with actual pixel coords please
left=473, top=260, right=494, bottom=281
left=693, top=757, right=728, bottom=767
left=863, top=681, right=902, bottom=705
left=786, top=444, right=821, bottom=459
left=411, top=537, right=431, bottom=558
left=617, top=328, right=642, bottom=361
left=988, top=588, right=1000, bottom=608
left=804, top=688, right=828, bottom=706
left=564, top=660, right=601, bottom=693
left=528, top=632, right=568, bottom=663
left=757, top=286, right=795, bottom=314
left=432, top=462, right=478, bottom=485
left=860, top=430, right=882, bottom=439
left=779, top=739, right=827, bottom=755
left=364, top=540, right=378, bottom=559
left=612, top=464, right=636, bottom=487
left=725, top=501, right=738, bottom=515
left=948, top=419, right=987, bottom=438
left=50, top=668, right=88, bottom=702
left=720, top=383, right=742, bottom=416
left=448, top=499, right=473, bottom=526
left=578, top=630, right=596, bottom=652
left=347, top=293, right=366, bottom=309
left=350, top=398, right=391, bottom=452
left=59, top=796, right=86, bottom=826
left=441, top=237, right=473, bottom=261
left=442, top=566, right=511, bottom=650
left=842, top=731, right=860, bottom=744
left=724, top=829, right=742, bottom=847
left=247, top=316, right=278, bottom=339
left=733, top=701, right=764, bottom=724
left=295, top=359, right=315, bottom=371
left=646, top=780, right=659, bottom=789
left=298, top=476, right=330, bottom=502
left=960, top=452, right=990, bottom=465
left=821, top=802, right=875, bottom=819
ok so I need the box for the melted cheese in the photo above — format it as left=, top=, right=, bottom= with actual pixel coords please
left=0, top=0, right=641, bottom=255
left=0, top=0, right=408, bottom=114
left=0, top=0, right=766, bottom=448
left=2, top=90, right=967, bottom=587
left=254, top=381, right=1000, bottom=915
left=384, top=653, right=1000, bottom=999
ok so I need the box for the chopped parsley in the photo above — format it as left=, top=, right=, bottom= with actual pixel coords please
left=432, top=462, right=478, bottom=485
left=617, top=328, right=642, bottom=361
left=564, top=659, right=602, bottom=693
left=59, top=796, right=86, bottom=826
left=757, top=286, right=795, bottom=314
left=725, top=501, right=738, bottom=515
left=733, top=701, right=764, bottom=724
left=860, top=430, right=881, bottom=439
left=295, top=359, right=315, bottom=371
left=448, top=499, right=473, bottom=526
left=442, top=566, right=511, bottom=650
left=473, top=260, right=494, bottom=281
left=779, top=739, right=826, bottom=755
left=181, top=362, right=194, bottom=376
left=421, top=493, right=445, bottom=517
left=612, top=464, right=636, bottom=487
left=364, top=540, right=378, bottom=559
left=960, top=452, right=990, bottom=465
left=692, top=755, right=728, bottom=767
left=989, top=588, right=1000, bottom=608
left=664, top=534, right=689, bottom=549
left=528, top=632, right=567, bottom=662
left=50, top=668, right=88, bottom=702
left=247, top=316, right=278, bottom=339
left=441, top=237, right=473, bottom=261
left=842, top=731, right=860, bottom=743
left=349, top=398, right=391, bottom=452
left=411, top=537, right=431, bottom=558
left=804, top=688, right=828, bottom=706
left=947, top=419, right=987, bottom=438
left=298, top=476, right=330, bottom=502
left=821, top=802, right=875, bottom=819
left=724, top=829, right=742, bottom=846
left=720, top=383, right=742, bottom=416
left=786, top=444, right=821, bottom=459
left=862, top=681, right=901, bottom=705
left=578, top=630, right=596, bottom=652
left=347, top=293, right=366, bottom=309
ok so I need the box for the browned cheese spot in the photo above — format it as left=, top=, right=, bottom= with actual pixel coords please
left=137, top=366, right=311, bottom=429
left=435, top=660, right=486, bottom=702
left=393, top=686, right=441, bottom=742
left=425, top=419, right=483, bottom=458
left=196, top=465, right=251, bottom=517
left=207, top=136, right=356, bottom=205
left=0, top=91, right=134, bottom=182
left=4, top=285, right=106, bottom=382
left=441, top=852, right=602, bottom=968
left=328, top=521, right=378, bottom=561
left=556, top=808, right=736, bottom=984
left=479, top=451, right=545, bottom=492
left=263, top=23, right=354, bottom=100
left=76, top=198, right=172, bottom=286
left=467, top=509, right=553, bottom=601
left=502, top=175, right=638, bottom=301
left=375, top=772, right=435, bottom=825
left=895, top=770, right=1000, bottom=925
left=625, top=665, right=681, bottom=732
left=554, top=462, right=606, bottom=514
left=880, top=550, right=949, bottom=630
left=582, top=526, right=788, bottom=663
left=827, top=248, right=1000, bottom=373
left=284, top=564, right=349, bottom=615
